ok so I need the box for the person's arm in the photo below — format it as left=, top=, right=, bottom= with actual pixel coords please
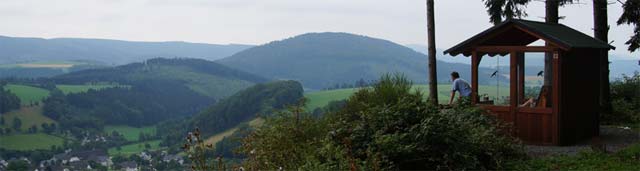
left=450, top=79, right=458, bottom=104
left=449, top=91, right=456, bottom=104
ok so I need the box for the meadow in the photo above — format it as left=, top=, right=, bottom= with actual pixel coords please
left=104, top=125, right=156, bottom=142
left=204, top=118, right=264, bottom=145
left=3, top=84, right=50, bottom=106
left=0, top=133, right=65, bottom=151
left=305, top=84, right=511, bottom=110
left=108, top=140, right=163, bottom=156
left=0, top=106, right=56, bottom=131
left=0, top=61, right=83, bottom=69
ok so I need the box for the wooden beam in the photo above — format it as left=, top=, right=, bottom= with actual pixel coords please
left=472, top=51, right=479, bottom=104
left=510, top=52, right=518, bottom=124
left=552, top=51, right=561, bottom=145
left=518, top=52, right=525, bottom=103
left=475, top=46, right=557, bottom=53
left=511, top=25, right=572, bottom=51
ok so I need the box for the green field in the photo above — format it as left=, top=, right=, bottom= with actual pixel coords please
left=204, top=118, right=264, bottom=145
left=3, top=84, right=50, bottom=106
left=0, top=105, right=56, bottom=131
left=305, top=84, right=511, bottom=110
left=108, top=140, right=163, bottom=156
left=0, top=61, right=83, bottom=69
left=104, top=125, right=156, bottom=141
left=56, top=84, right=125, bottom=94
left=0, top=133, right=64, bottom=150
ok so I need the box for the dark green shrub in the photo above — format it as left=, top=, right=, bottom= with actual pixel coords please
left=324, top=74, right=524, bottom=170
left=241, top=74, right=524, bottom=170
left=604, top=72, right=640, bottom=125
left=240, top=99, right=330, bottom=170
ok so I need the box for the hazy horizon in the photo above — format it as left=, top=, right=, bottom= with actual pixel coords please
left=1, top=0, right=638, bottom=59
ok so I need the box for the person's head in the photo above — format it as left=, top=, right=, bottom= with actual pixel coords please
left=451, top=71, right=460, bottom=81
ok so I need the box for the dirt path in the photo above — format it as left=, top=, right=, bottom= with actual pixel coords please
left=525, top=126, right=640, bottom=157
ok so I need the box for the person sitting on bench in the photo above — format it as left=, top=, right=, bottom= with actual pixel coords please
left=519, top=86, right=549, bottom=108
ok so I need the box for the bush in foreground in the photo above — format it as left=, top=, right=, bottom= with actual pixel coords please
left=605, top=72, right=640, bottom=125
left=240, top=74, right=524, bottom=170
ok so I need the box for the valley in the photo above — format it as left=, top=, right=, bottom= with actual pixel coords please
left=0, top=32, right=636, bottom=171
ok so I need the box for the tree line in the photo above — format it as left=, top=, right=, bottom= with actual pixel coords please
left=158, top=80, right=304, bottom=148
left=0, top=81, right=21, bottom=113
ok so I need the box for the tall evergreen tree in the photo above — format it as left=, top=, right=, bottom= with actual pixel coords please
left=12, top=118, right=21, bottom=131
left=617, top=0, right=640, bottom=55
left=593, top=0, right=612, bottom=126
left=482, top=0, right=530, bottom=25
left=426, top=0, right=438, bottom=105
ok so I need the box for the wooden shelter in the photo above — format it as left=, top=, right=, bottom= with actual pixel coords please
left=444, top=19, right=614, bottom=145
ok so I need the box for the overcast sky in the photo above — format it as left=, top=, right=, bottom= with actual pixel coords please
left=0, top=0, right=637, bottom=59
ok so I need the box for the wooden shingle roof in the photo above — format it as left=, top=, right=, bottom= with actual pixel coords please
left=444, top=19, right=615, bottom=57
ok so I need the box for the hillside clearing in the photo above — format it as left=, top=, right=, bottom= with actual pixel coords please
left=204, top=118, right=264, bottom=145
left=104, top=125, right=156, bottom=141
left=0, top=105, right=56, bottom=131
left=0, top=133, right=64, bottom=151
left=3, top=84, right=50, bottom=105
left=17, top=63, right=74, bottom=68
left=108, top=140, right=163, bottom=156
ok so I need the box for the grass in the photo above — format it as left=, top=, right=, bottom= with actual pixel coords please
left=204, top=118, right=264, bottom=145
left=108, top=140, right=163, bottom=156
left=126, top=65, right=255, bottom=99
left=0, top=105, right=56, bottom=131
left=506, top=143, right=640, bottom=170
left=0, top=133, right=65, bottom=150
left=0, top=61, right=85, bottom=69
left=305, top=84, right=511, bottom=110
left=104, top=125, right=156, bottom=141
left=56, top=84, right=126, bottom=94
left=3, top=84, right=50, bottom=106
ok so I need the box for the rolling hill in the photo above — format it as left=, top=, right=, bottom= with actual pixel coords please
left=43, top=58, right=269, bottom=127
left=218, top=32, right=506, bottom=90
left=0, top=35, right=253, bottom=65
left=52, top=58, right=268, bottom=99
left=158, top=80, right=303, bottom=146
left=190, top=80, right=303, bottom=137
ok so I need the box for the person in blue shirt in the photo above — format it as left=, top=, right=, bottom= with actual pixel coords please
left=449, top=71, right=472, bottom=104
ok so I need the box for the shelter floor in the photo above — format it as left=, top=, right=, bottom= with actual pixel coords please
left=525, top=126, right=640, bottom=157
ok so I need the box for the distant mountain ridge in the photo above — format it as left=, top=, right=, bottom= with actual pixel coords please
left=53, top=58, right=268, bottom=99
left=218, top=32, right=506, bottom=89
left=42, top=58, right=270, bottom=127
left=0, top=35, right=253, bottom=65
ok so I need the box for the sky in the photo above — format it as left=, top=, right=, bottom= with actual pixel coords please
left=0, top=0, right=638, bottom=59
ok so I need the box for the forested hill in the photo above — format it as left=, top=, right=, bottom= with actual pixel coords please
left=159, top=80, right=304, bottom=146
left=0, top=35, right=253, bottom=65
left=42, top=58, right=270, bottom=129
left=218, top=32, right=505, bottom=89
left=52, top=58, right=268, bottom=99
left=191, top=80, right=303, bottom=136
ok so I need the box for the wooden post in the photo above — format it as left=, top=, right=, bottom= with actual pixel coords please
left=510, top=52, right=518, bottom=123
left=518, top=52, right=525, bottom=103
left=472, top=51, right=479, bottom=104
left=552, top=51, right=561, bottom=145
